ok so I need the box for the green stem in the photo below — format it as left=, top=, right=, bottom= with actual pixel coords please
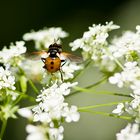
left=104, top=47, right=124, bottom=70
left=17, top=65, right=25, bottom=75
left=13, top=94, right=35, bottom=107
left=80, top=109, right=131, bottom=120
left=78, top=100, right=128, bottom=110
left=10, top=90, right=35, bottom=106
left=67, top=76, right=107, bottom=97
left=70, top=60, right=92, bottom=82
left=113, top=57, right=124, bottom=70
left=0, top=120, right=7, bottom=140
left=28, top=79, right=39, bottom=95
left=18, top=65, right=39, bottom=95
left=113, top=93, right=131, bottom=97
left=83, top=76, right=107, bottom=89
left=71, top=86, right=131, bottom=98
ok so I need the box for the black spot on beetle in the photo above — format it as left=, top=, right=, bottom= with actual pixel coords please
left=50, top=66, right=54, bottom=69
left=51, top=61, right=54, bottom=65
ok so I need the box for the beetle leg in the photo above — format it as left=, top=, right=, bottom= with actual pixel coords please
left=61, top=59, right=66, bottom=67
left=59, top=69, right=64, bottom=82
left=41, top=58, right=46, bottom=63
left=43, top=65, right=46, bottom=69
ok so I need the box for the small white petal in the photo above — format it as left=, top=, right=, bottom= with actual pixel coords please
left=18, top=108, right=33, bottom=119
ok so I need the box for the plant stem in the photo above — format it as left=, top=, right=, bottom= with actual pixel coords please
left=78, top=100, right=128, bottom=110
left=83, top=76, right=107, bottom=89
left=70, top=60, right=92, bottom=82
left=113, top=93, right=131, bottom=97
left=67, top=76, right=107, bottom=97
left=12, top=92, right=35, bottom=107
left=80, top=109, right=131, bottom=120
left=18, top=65, right=39, bottom=95
left=0, top=120, right=7, bottom=140
left=28, top=79, right=39, bottom=95
left=70, top=85, right=131, bottom=98
left=104, top=47, right=124, bottom=70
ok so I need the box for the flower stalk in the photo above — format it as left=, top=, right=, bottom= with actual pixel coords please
left=0, top=120, right=7, bottom=140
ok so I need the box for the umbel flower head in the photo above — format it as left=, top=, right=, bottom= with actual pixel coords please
left=108, top=26, right=140, bottom=61
left=22, top=82, right=80, bottom=140
left=69, top=21, right=119, bottom=61
left=0, top=41, right=26, bottom=66
left=116, top=123, right=140, bottom=140
left=26, top=124, right=64, bottom=140
left=32, top=82, right=80, bottom=123
left=23, top=27, right=68, bottom=50
left=0, top=64, right=19, bottom=101
left=109, top=61, right=140, bottom=95
left=0, top=65, right=16, bottom=90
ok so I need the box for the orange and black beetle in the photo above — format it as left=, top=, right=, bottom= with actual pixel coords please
left=33, top=43, right=82, bottom=81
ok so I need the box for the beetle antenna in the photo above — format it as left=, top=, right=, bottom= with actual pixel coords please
left=54, top=38, right=60, bottom=44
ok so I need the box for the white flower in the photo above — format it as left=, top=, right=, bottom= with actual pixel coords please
left=58, top=82, right=78, bottom=96
left=109, top=61, right=140, bottom=90
left=49, top=126, right=64, bottom=140
left=21, top=59, right=44, bottom=81
left=32, top=82, right=80, bottom=124
left=23, top=27, right=68, bottom=50
left=61, top=62, right=83, bottom=80
left=6, top=90, right=19, bottom=100
left=18, top=108, right=33, bottom=119
left=0, top=41, right=26, bottom=65
left=109, top=73, right=124, bottom=88
left=130, top=94, right=140, bottom=109
left=112, top=103, right=124, bottom=115
left=26, top=124, right=48, bottom=140
left=70, top=21, right=119, bottom=61
left=62, top=106, right=80, bottom=123
left=130, top=81, right=140, bottom=96
left=0, top=65, right=16, bottom=90
left=116, top=123, right=140, bottom=140
left=33, top=93, right=66, bottom=123
left=97, top=55, right=117, bottom=72
left=26, top=124, right=64, bottom=140
left=123, top=94, right=140, bottom=123
left=109, top=26, right=140, bottom=60
left=136, top=25, right=140, bottom=34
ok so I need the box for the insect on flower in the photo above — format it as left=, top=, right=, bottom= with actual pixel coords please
left=32, top=43, right=82, bottom=81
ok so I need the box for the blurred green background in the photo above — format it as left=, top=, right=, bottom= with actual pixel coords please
left=1, top=0, right=140, bottom=140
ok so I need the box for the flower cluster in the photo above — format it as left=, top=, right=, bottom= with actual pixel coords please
left=0, top=65, right=15, bottom=91
left=107, top=26, right=140, bottom=139
left=19, top=82, right=80, bottom=140
left=0, top=41, right=26, bottom=66
left=4, top=22, right=140, bottom=140
left=116, top=123, right=140, bottom=140
left=69, top=21, right=119, bottom=61
left=109, top=26, right=140, bottom=61
left=33, top=82, right=79, bottom=123
left=26, top=124, right=64, bottom=140
left=22, top=59, right=44, bottom=81
left=23, top=27, right=68, bottom=50
left=69, top=22, right=140, bottom=139
left=26, top=124, right=49, bottom=140
left=0, top=65, right=18, bottom=122
left=109, top=61, right=140, bottom=91
left=109, top=62, right=140, bottom=123
left=0, top=64, right=19, bottom=101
